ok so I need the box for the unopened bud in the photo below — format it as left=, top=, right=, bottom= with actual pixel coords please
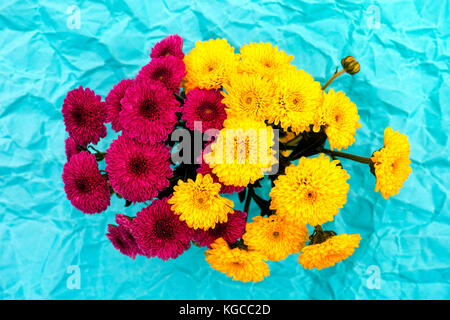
left=341, top=56, right=360, bottom=75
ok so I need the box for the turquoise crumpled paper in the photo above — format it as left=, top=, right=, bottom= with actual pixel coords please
left=0, top=0, right=449, bottom=299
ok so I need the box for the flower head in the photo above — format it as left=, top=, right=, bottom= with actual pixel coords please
left=105, top=135, right=172, bottom=202
left=106, top=214, right=141, bottom=259
left=238, top=42, right=295, bottom=80
left=131, top=198, right=191, bottom=260
left=222, top=73, right=275, bottom=122
left=184, top=38, right=240, bottom=90
left=298, top=234, right=361, bottom=270
left=270, top=69, right=323, bottom=134
left=243, top=215, right=309, bottom=261
left=168, top=174, right=234, bottom=230
left=205, top=238, right=270, bottom=282
left=62, top=151, right=110, bottom=214
left=341, top=56, right=360, bottom=75
left=371, top=127, right=412, bottom=199
left=136, top=56, right=185, bottom=93
left=182, top=88, right=227, bottom=132
left=150, top=34, right=184, bottom=60
left=105, top=79, right=134, bottom=132
left=270, top=155, right=350, bottom=226
left=204, top=117, right=277, bottom=187
left=65, top=136, right=85, bottom=161
left=192, top=210, right=247, bottom=248
left=120, top=79, right=180, bottom=144
left=315, top=89, right=361, bottom=150
left=62, top=86, right=107, bottom=146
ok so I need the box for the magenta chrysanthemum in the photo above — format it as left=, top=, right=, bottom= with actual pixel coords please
left=136, top=56, right=185, bottom=93
left=119, top=80, right=180, bottom=144
left=62, top=86, right=107, bottom=146
left=197, top=160, right=245, bottom=194
left=105, top=135, right=172, bottom=202
left=65, top=136, right=85, bottom=161
left=62, top=151, right=110, bottom=214
left=105, top=79, right=134, bottom=132
left=107, top=214, right=142, bottom=259
left=131, top=198, right=191, bottom=260
left=192, top=211, right=247, bottom=248
left=182, top=89, right=227, bottom=132
left=150, top=34, right=184, bottom=60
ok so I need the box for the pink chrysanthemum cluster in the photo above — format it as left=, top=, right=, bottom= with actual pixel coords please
left=61, top=35, right=240, bottom=262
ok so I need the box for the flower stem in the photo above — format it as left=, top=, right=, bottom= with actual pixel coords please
left=321, top=148, right=371, bottom=164
left=321, top=68, right=346, bottom=90
left=244, top=185, right=254, bottom=215
left=174, top=93, right=185, bottom=104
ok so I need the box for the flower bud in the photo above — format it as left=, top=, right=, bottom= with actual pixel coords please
left=341, top=56, right=360, bottom=75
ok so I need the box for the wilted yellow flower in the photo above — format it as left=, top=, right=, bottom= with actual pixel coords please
left=204, top=117, right=277, bottom=187
left=270, top=155, right=350, bottom=226
left=222, top=72, right=275, bottom=121
left=371, top=127, right=412, bottom=199
left=298, top=234, right=361, bottom=270
left=270, top=69, right=323, bottom=134
left=205, top=238, right=270, bottom=282
left=168, top=174, right=234, bottom=230
left=314, top=88, right=361, bottom=150
left=239, top=42, right=296, bottom=80
left=243, top=215, right=309, bottom=261
left=183, top=38, right=240, bottom=90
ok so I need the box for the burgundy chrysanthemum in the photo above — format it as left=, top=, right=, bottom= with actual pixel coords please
left=131, top=198, right=191, bottom=260
left=119, top=79, right=180, bottom=144
left=105, top=135, right=173, bottom=202
left=150, top=34, right=184, bottom=60
left=105, top=79, right=134, bottom=132
left=182, top=89, right=227, bottom=132
left=62, top=151, right=110, bottom=214
left=136, top=56, right=185, bottom=93
left=65, top=136, right=85, bottom=161
left=192, top=211, right=247, bottom=248
left=106, top=214, right=142, bottom=259
left=62, top=86, right=107, bottom=146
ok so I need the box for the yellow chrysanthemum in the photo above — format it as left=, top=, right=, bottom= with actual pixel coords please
left=269, top=154, right=350, bottom=226
left=298, top=234, right=361, bottom=270
left=222, top=72, right=275, bottom=121
left=204, top=117, right=277, bottom=187
left=243, top=215, right=309, bottom=261
left=270, top=69, right=323, bottom=134
left=183, top=38, right=240, bottom=90
left=205, top=238, right=270, bottom=282
left=371, top=127, right=412, bottom=199
left=239, top=42, right=296, bottom=80
left=168, top=174, right=234, bottom=230
left=315, top=88, right=361, bottom=150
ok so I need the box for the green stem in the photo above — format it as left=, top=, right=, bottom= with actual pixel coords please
left=321, top=148, right=371, bottom=164
left=321, top=68, right=346, bottom=90
left=243, top=185, right=253, bottom=215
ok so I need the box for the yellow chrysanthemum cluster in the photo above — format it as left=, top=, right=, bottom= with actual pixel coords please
left=243, top=215, right=309, bottom=261
left=205, top=238, right=270, bottom=282
left=183, top=38, right=240, bottom=91
left=203, top=117, right=277, bottom=187
left=270, top=154, right=350, bottom=226
left=371, top=127, right=412, bottom=199
left=168, top=174, right=234, bottom=230
left=298, top=234, right=361, bottom=270
left=179, top=38, right=413, bottom=281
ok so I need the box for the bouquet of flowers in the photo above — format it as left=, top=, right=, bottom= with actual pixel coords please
left=62, top=35, right=412, bottom=282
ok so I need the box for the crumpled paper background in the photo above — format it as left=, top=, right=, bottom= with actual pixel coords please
left=0, top=0, right=449, bottom=299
